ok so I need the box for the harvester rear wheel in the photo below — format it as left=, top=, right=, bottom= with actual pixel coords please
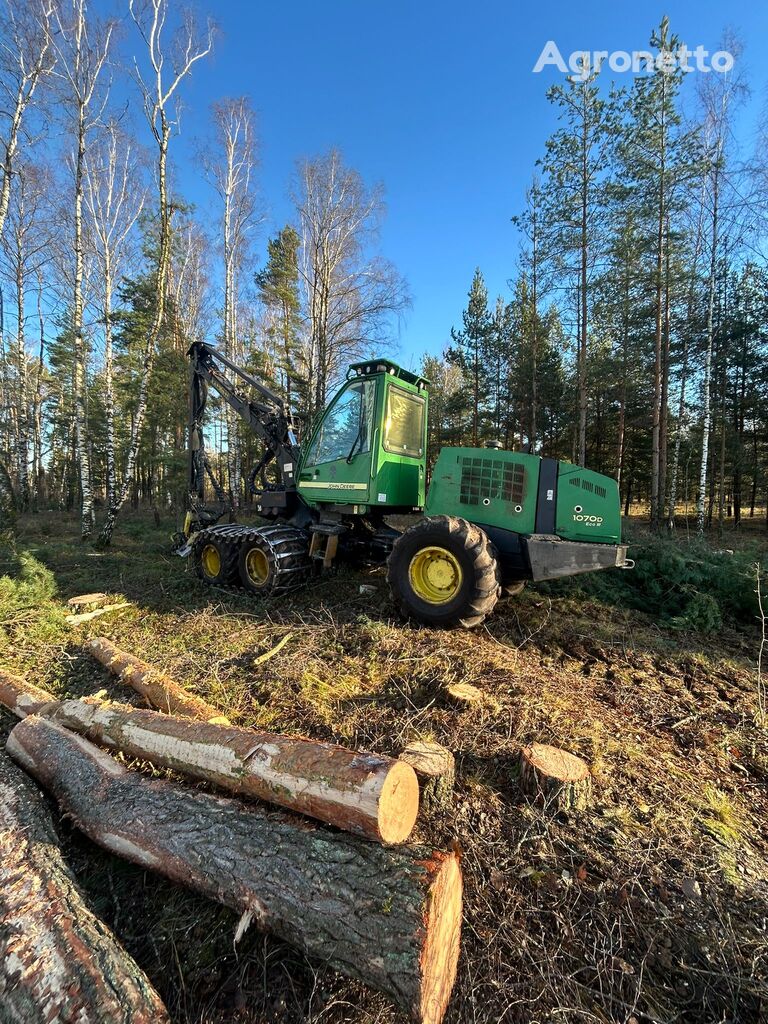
left=387, top=515, right=500, bottom=628
left=193, top=531, right=239, bottom=586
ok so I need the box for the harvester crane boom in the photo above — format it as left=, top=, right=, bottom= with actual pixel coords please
left=187, top=341, right=300, bottom=503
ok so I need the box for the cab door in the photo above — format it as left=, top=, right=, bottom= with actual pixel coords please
left=297, top=378, right=376, bottom=506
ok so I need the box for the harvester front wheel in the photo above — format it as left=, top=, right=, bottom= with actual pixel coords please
left=194, top=533, right=239, bottom=586
left=387, top=515, right=500, bottom=628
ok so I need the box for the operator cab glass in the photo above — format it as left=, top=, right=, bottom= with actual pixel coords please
left=305, top=380, right=375, bottom=466
left=383, top=385, right=426, bottom=458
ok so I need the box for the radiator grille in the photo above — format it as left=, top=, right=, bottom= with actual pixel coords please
left=459, top=456, right=525, bottom=506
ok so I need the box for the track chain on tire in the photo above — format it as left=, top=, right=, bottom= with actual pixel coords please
left=192, top=523, right=311, bottom=595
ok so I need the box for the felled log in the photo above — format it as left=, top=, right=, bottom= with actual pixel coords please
left=0, top=751, right=169, bottom=1023
left=519, top=742, right=592, bottom=811
left=86, top=636, right=230, bottom=724
left=8, top=717, right=463, bottom=1024
left=400, top=741, right=455, bottom=814
left=51, top=698, right=419, bottom=843
left=0, top=668, right=56, bottom=718
left=66, top=603, right=132, bottom=626
left=0, top=673, right=419, bottom=843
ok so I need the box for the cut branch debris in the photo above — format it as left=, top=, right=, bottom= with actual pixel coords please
left=7, top=717, right=462, bottom=1024
left=0, top=671, right=419, bottom=843
left=86, top=636, right=230, bottom=723
left=0, top=751, right=169, bottom=1023
left=66, top=603, right=132, bottom=626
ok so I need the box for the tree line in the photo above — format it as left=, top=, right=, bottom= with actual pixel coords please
left=431, top=20, right=768, bottom=533
left=0, top=6, right=765, bottom=542
left=0, top=0, right=408, bottom=542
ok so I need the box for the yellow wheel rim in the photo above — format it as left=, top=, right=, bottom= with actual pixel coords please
left=408, top=546, right=463, bottom=605
left=201, top=544, right=221, bottom=578
left=244, top=547, right=270, bottom=587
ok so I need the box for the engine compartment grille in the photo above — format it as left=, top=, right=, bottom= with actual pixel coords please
left=459, top=456, right=525, bottom=506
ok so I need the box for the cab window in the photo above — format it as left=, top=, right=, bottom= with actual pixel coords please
left=383, top=385, right=425, bottom=458
left=306, top=380, right=374, bottom=466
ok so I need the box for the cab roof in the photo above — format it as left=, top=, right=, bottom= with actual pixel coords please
left=347, top=358, right=429, bottom=388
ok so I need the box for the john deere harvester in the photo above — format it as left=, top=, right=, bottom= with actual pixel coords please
left=179, top=343, right=631, bottom=628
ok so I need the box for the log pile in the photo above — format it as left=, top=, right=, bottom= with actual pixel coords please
left=0, top=751, right=169, bottom=1023
left=0, top=671, right=419, bottom=843
left=0, top=651, right=463, bottom=1022
left=7, top=717, right=462, bottom=1024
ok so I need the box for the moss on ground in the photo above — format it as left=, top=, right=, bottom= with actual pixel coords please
left=1, top=509, right=767, bottom=1023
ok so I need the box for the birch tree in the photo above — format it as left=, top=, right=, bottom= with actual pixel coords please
left=206, top=97, right=258, bottom=510
left=97, top=0, right=213, bottom=546
left=696, top=37, right=747, bottom=534
left=293, top=149, right=409, bottom=418
left=53, top=0, right=114, bottom=539
left=0, top=0, right=56, bottom=243
left=84, top=122, right=146, bottom=507
left=0, top=162, right=53, bottom=509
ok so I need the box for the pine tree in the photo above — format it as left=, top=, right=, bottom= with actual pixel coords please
left=541, top=70, right=618, bottom=467
left=447, top=268, right=491, bottom=445
left=255, top=225, right=304, bottom=410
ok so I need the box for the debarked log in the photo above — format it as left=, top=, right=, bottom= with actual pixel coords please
left=7, top=717, right=463, bottom=1024
left=0, top=751, right=169, bottom=1024
left=85, top=637, right=230, bottom=724
left=0, top=672, right=419, bottom=844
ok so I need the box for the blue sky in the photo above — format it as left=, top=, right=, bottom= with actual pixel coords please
left=119, top=0, right=768, bottom=370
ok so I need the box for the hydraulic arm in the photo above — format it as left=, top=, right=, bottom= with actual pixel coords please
left=187, top=342, right=301, bottom=507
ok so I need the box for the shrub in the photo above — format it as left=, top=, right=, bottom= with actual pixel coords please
left=549, top=536, right=765, bottom=633
left=0, top=550, right=58, bottom=621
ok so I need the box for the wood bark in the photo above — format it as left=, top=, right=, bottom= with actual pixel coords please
left=0, top=671, right=419, bottom=843
left=0, top=750, right=169, bottom=1023
left=7, top=717, right=462, bottom=1024
left=400, top=741, right=455, bottom=815
left=86, top=636, right=230, bottom=723
left=519, top=743, right=592, bottom=812
left=0, top=667, right=55, bottom=718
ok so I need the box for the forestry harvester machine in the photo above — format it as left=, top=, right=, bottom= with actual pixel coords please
left=177, top=342, right=632, bottom=628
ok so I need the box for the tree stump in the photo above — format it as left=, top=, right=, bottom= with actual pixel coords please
left=0, top=751, right=169, bottom=1023
left=66, top=593, right=110, bottom=611
left=400, top=741, right=455, bottom=814
left=443, top=682, right=499, bottom=711
left=519, top=743, right=592, bottom=811
left=86, top=637, right=230, bottom=724
left=8, top=717, right=463, bottom=1024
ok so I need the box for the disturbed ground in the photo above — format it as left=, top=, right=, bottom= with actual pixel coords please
left=1, top=510, right=767, bottom=1024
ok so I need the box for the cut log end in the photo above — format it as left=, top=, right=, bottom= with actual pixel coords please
left=419, top=852, right=463, bottom=1024
left=519, top=743, right=592, bottom=811
left=377, top=759, right=420, bottom=844
left=0, top=668, right=56, bottom=718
